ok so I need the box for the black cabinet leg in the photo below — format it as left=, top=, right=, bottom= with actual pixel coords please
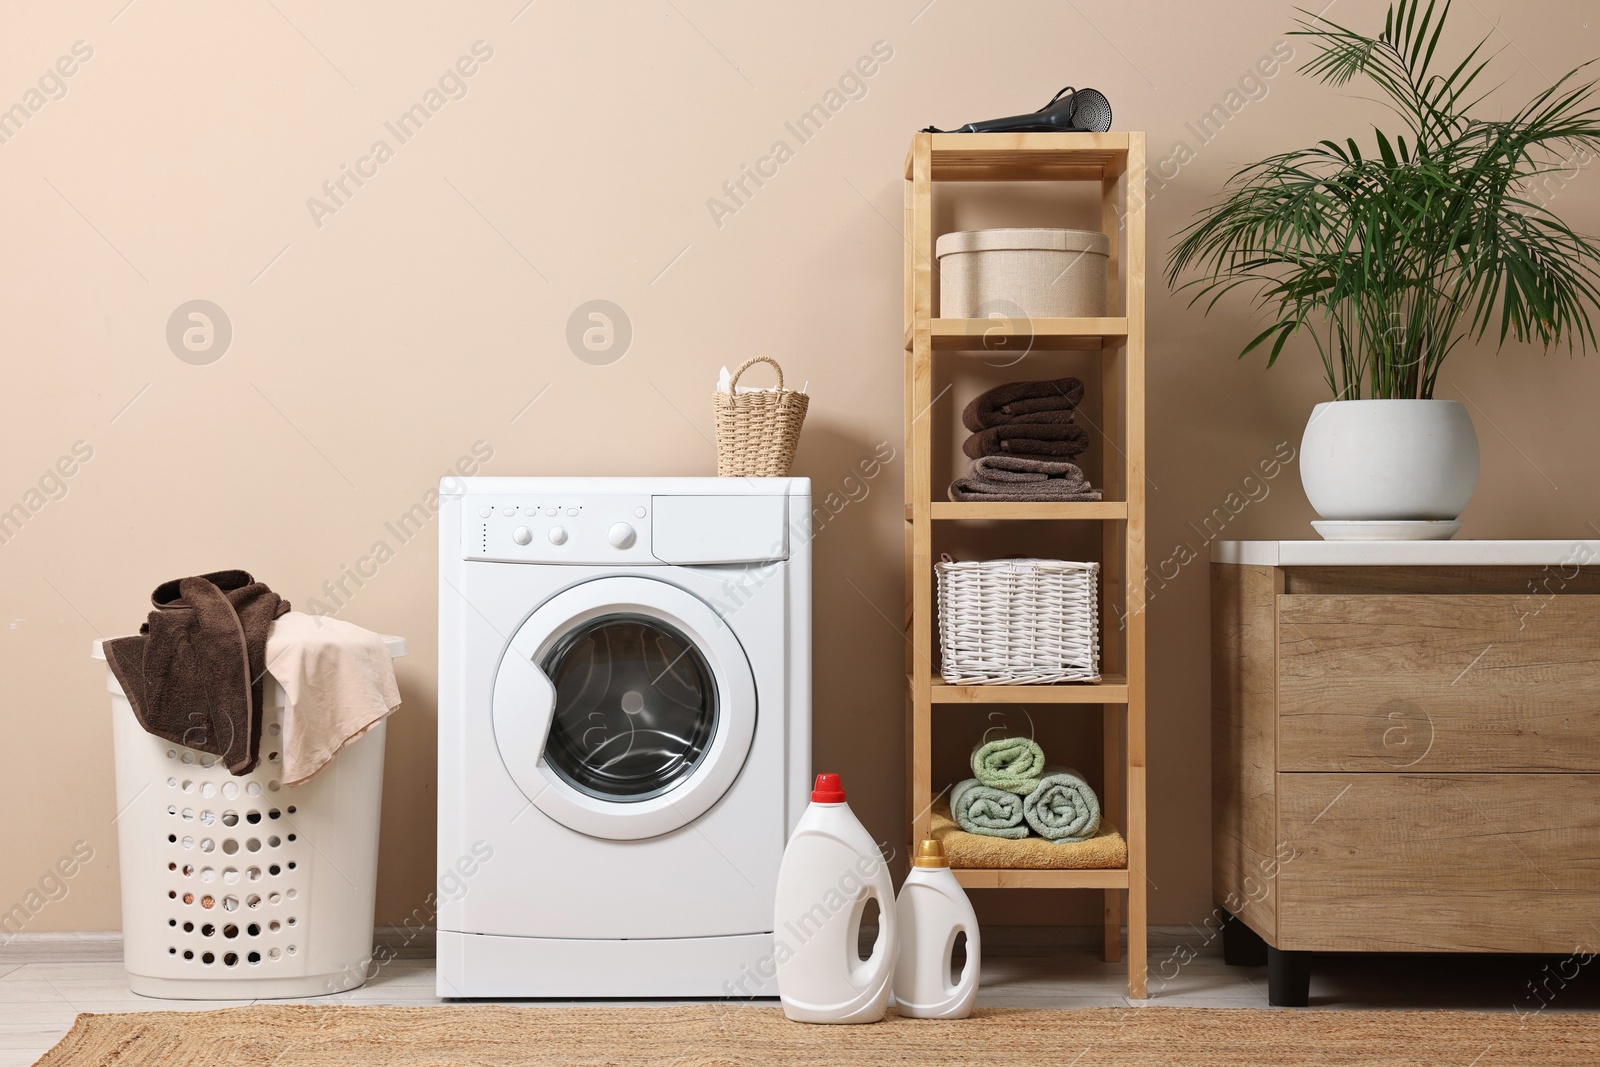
left=1267, top=947, right=1311, bottom=1006
left=1221, top=912, right=1268, bottom=967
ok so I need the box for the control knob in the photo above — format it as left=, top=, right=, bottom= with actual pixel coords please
left=608, top=522, right=636, bottom=548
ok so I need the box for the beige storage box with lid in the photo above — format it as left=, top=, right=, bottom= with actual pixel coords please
left=936, top=227, right=1110, bottom=318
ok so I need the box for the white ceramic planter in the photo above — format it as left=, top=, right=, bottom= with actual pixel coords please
left=1299, top=399, right=1480, bottom=522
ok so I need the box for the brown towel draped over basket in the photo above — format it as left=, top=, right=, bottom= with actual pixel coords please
left=104, top=570, right=289, bottom=774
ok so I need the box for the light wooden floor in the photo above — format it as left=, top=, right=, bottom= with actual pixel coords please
left=6, top=931, right=1599, bottom=1066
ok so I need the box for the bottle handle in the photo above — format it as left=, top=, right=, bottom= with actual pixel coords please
left=850, top=879, right=898, bottom=991
left=948, top=921, right=981, bottom=1000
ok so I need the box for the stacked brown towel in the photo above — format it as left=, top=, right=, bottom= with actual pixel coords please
left=951, top=377, right=1101, bottom=500
left=961, top=422, right=1090, bottom=460
left=104, top=570, right=289, bottom=774
left=950, top=455, right=1102, bottom=502
left=962, top=377, right=1086, bottom=430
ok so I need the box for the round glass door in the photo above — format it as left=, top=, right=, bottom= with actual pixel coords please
left=491, top=575, right=758, bottom=841
left=541, top=614, right=718, bottom=802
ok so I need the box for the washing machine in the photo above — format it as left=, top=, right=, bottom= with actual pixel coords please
left=436, top=477, right=811, bottom=997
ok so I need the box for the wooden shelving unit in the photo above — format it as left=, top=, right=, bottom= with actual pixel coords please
left=902, top=131, right=1147, bottom=998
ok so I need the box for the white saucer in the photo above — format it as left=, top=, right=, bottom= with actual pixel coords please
left=1312, top=520, right=1463, bottom=541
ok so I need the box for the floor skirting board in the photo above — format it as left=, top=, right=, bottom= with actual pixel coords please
left=0, top=925, right=1200, bottom=965
left=0, top=925, right=439, bottom=965
left=374, top=923, right=437, bottom=960
left=0, top=931, right=122, bottom=964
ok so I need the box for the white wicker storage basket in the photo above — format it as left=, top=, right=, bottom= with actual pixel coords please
left=935, top=558, right=1100, bottom=684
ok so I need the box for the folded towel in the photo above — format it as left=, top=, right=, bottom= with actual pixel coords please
left=932, top=799, right=1128, bottom=870
left=949, top=455, right=1103, bottom=502
left=962, top=422, right=1090, bottom=461
left=963, top=378, right=1086, bottom=432
left=265, top=612, right=402, bottom=786
left=970, top=737, right=1047, bottom=795
left=972, top=406, right=1077, bottom=427
left=950, top=778, right=1029, bottom=838
left=104, top=570, right=290, bottom=775
left=1024, top=766, right=1103, bottom=843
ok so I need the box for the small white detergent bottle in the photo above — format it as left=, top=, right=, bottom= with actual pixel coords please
left=773, top=773, right=897, bottom=1023
left=893, top=839, right=980, bottom=1018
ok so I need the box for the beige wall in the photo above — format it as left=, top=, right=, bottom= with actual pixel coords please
left=3, top=0, right=1597, bottom=936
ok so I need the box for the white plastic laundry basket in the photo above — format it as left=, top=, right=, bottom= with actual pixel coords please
left=95, top=635, right=404, bottom=1000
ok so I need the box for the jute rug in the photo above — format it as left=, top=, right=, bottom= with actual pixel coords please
left=33, top=1003, right=1600, bottom=1066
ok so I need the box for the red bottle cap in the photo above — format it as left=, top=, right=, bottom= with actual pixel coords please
left=811, top=773, right=846, bottom=803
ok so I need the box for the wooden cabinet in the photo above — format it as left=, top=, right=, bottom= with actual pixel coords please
left=1211, top=543, right=1600, bottom=1005
left=1277, top=773, right=1600, bottom=953
left=1277, top=594, right=1600, bottom=772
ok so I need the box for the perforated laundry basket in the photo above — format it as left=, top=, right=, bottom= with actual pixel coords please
left=95, top=635, right=404, bottom=1000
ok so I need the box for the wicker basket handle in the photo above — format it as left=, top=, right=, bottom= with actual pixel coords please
left=728, top=355, right=784, bottom=393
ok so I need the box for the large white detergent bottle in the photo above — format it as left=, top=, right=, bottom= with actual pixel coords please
left=773, top=773, right=897, bottom=1023
left=893, top=839, right=980, bottom=1018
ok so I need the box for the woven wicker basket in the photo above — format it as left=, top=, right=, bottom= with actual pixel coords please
left=712, top=356, right=810, bottom=477
left=935, top=558, right=1101, bottom=684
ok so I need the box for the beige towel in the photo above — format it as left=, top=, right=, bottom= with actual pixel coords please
left=265, top=612, right=401, bottom=786
left=931, top=799, right=1127, bottom=870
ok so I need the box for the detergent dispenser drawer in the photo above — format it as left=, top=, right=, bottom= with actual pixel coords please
left=651, top=495, right=789, bottom=565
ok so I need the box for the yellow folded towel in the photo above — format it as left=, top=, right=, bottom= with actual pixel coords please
left=931, top=799, right=1127, bottom=870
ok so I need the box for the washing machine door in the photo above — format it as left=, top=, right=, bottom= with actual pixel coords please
left=492, top=576, right=757, bottom=841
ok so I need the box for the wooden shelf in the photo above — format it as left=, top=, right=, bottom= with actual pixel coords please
left=903, top=130, right=1147, bottom=997
left=920, top=501, right=1128, bottom=521
left=932, top=317, right=1129, bottom=352
left=930, top=676, right=1129, bottom=704
left=906, top=132, right=1131, bottom=183
left=953, top=868, right=1130, bottom=890
left=902, top=317, right=1128, bottom=352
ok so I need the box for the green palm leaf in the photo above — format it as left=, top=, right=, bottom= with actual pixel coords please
left=1167, top=0, right=1600, bottom=398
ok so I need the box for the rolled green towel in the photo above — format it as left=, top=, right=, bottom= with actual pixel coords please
left=1023, top=766, right=1102, bottom=843
left=970, top=737, right=1047, bottom=795
left=950, top=778, right=1029, bottom=839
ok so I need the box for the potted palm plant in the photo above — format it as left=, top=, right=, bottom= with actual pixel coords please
left=1168, top=0, right=1600, bottom=538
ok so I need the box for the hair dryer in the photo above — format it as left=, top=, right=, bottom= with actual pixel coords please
left=924, top=86, right=1113, bottom=134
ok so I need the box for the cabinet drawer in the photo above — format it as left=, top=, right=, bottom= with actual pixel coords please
left=1278, top=595, right=1600, bottom=772
left=1277, top=773, right=1600, bottom=952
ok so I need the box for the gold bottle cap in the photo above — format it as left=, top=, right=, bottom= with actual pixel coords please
left=913, top=839, right=948, bottom=868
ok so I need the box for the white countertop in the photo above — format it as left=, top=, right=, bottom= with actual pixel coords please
left=1213, top=540, right=1600, bottom=567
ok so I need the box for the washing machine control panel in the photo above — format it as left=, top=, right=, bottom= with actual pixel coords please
left=462, top=495, right=658, bottom=564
